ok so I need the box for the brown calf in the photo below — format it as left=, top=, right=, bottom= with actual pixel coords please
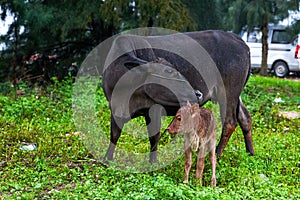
left=167, top=101, right=217, bottom=187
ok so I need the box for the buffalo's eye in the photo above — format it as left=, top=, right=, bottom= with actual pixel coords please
left=164, top=69, right=173, bottom=74
left=176, top=116, right=181, bottom=121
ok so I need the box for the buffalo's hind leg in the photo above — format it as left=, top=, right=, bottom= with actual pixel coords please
left=216, top=97, right=254, bottom=157
left=104, top=115, right=125, bottom=162
left=237, top=98, right=254, bottom=155
left=216, top=100, right=238, bottom=157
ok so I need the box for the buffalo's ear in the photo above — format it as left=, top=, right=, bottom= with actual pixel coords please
left=124, top=56, right=148, bottom=69
left=124, top=61, right=140, bottom=69
left=124, top=60, right=148, bottom=69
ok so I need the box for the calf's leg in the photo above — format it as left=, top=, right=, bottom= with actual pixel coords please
left=208, top=127, right=217, bottom=187
left=184, top=149, right=192, bottom=183
left=195, top=147, right=206, bottom=185
left=209, top=150, right=217, bottom=187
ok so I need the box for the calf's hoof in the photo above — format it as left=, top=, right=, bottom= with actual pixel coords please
left=210, top=178, right=216, bottom=188
left=195, top=178, right=203, bottom=186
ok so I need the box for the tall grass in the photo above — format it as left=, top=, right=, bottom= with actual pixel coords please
left=0, top=76, right=299, bottom=199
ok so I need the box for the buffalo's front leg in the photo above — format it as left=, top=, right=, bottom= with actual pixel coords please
left=145, top=114, right=160, bottom=164
left=104, top=115, right=124, bottom=162
left=148, top=133, right=160, bottom=164
left=145, top=104, right=164, bottom=163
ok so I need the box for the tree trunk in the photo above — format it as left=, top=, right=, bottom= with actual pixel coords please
left=260, top=14, right=268, bottom=76
left=12, top=15, right=19, bottom=85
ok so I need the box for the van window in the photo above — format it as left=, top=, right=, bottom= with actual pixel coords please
left=247, top=30, right=262, bottom=43
left=271, top=30, right=291, bottom=44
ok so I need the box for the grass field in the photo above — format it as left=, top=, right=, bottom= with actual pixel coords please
left=0, top=75, right=299, bottom=199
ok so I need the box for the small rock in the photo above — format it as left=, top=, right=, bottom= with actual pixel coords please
left=19, top=143, right=37, bottom=150
left=16, top=90, right=26, bottom=96
left=279, top=111, right=300, bottom=119
left=267, top=87, right=275, bottom=91
left=274, top=97, right=284, bottom=103
left=0, top=161, right=7, bottom=167
left=259, top=173, right=269, bottom=182
left=66, top=131, right=84, bottom=138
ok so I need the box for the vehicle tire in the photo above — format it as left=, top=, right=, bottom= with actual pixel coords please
left=274, top=61, right=289, bottom=78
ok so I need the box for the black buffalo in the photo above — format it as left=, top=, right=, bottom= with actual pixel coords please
left=102, top=30, right=254, bottom=163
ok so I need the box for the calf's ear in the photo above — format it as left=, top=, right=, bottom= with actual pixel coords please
left=190, top=103, right=200, bottom=115
left=186, top=100, right=192, bottom=107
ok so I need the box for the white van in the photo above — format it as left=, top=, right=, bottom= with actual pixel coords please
left=241, top=25, right=300, bottom=77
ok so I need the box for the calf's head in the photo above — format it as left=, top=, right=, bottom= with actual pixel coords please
left=167, top=101, right=201, bottom=151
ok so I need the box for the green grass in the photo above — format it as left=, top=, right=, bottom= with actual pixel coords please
left=0, top=76, right=299, bottom=199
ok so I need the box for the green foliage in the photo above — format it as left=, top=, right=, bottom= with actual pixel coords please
left=225, top=0, right=249, bottom=33
left=0, top=76, right=300, bottom=199
left=183, top=0, right=222, bottom=31
left=0, top=0, right=196, bottom=83
left=101, top=0, right=195, bottom=32
left=2, top=1, right=300, bottom=82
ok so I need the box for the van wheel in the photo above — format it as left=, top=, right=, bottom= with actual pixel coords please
left=274, top=61, right=289, bottom=78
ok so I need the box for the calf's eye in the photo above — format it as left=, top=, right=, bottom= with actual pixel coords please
left=177, top=116, right=181, bottom=121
